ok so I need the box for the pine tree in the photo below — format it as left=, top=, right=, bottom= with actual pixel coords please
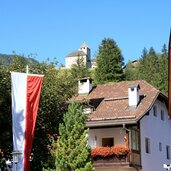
left=52, top=102, right=94, bottom=171
left=138, top=48, right=148, bottom=80
left=94, top=38, right=124, bottom=83
left=138, top=47, right=159, bottom=86
left=158, top=44, right=168, bottom=95
left=125, top=45, right=168, bottom=95
left=124, top=60, right=139, bottom=80
left=146, top=47, right=159, bottom=85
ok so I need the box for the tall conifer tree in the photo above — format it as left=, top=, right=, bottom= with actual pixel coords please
left=94, top=38, right=124, bottom=83
left=158, top=44, right=168, bottom=95
left=52, top=102, right=94, bottom=171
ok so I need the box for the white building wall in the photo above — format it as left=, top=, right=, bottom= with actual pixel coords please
left=140, top=99, right=171, bottom=171
left=65, top=55, right=87, bottom=68
left=88, top=127, right=126, bottom=148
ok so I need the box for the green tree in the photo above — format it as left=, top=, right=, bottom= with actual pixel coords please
left=52, top=102, right=94, bottom=171
left=94, top=38, right=124, bottom=83
left=158, top=44, right=168, bottom=95
left=138, top=48, right=148, bottom=80
left=70, top=55, right=90, bottom=80
left=124, top=60, right=139, bottom=80
left=138, top=47, right=159, bottom=86
left=0, top=56, right=76, bottom=170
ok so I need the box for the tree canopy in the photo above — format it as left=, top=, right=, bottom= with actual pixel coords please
left=94, top=38, right=124, bottom=83
left=52, top=102, right=94, bottom=171
left=124, top=44, right=168, bottom=95
left=0, top=39, right=169, bottom=170
left=0, top=56, right=76, bottom=170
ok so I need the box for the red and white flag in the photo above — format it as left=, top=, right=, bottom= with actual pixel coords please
left=11, top=72, right=43, bottom=171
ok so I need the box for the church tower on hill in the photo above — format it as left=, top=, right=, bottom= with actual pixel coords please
left=65, top=42, right=91, bottom=68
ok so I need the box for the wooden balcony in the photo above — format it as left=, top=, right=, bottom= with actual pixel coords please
left=92, top=150, right=141, bottom=169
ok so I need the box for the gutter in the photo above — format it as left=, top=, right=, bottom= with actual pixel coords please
left=86, top=120, right=137, bottom=128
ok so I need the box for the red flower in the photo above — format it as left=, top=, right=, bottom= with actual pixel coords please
left=111, top=145, right=130, bottom=157
left=91, top=146, right=112, bottom=157
left=91, top=145, right=130, bottom=158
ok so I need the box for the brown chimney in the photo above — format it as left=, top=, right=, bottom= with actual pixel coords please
left=168, top=29, right=171, bottom=118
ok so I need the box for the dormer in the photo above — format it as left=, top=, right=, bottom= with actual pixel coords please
left=78, top=77, right=92, bottom=95
left=128, top=84, right=140, bottom=107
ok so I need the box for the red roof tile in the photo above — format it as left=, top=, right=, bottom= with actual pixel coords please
left=74, top=80, right=166, bottom=126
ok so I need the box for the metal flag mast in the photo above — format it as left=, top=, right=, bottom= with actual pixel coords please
left=26, top=65, right=29, bottom=74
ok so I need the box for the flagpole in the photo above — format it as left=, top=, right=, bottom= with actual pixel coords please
left=26, top=65, right=29, bottom=74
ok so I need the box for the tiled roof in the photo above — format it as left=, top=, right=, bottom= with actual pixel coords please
left=66, top=50, right=86, bottom=57
left=73, top=80, right=166, bottom=126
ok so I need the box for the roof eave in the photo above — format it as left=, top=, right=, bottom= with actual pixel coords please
left=135, top=91, right=166, bottom=122
left=86, top=119, right=137, bottom=128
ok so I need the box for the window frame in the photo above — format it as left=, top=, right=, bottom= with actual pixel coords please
left=102, top=137, right=114, bottom=147
left=159, top=142, right=162, bottom=152
left=131, top=129, right=140, bottom=151
left=145, top=137, right=150, bottom=154
left=161, top=110, right=164, bottom=121
left=166, top=145, right=170, bottom=160
left=153, top=105, right=157, bottom=117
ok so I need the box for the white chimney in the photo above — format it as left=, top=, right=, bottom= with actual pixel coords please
left=78, top=78, right=92, bottom=95
left=128, top=84, right=140, bottom=107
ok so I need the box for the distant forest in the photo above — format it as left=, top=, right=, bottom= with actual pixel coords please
left=0, top=53, right=38, bottom=65
left=0, top=41, right=169, bottom=97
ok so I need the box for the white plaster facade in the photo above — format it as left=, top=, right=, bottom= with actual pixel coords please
left=88, top=127, right=126, bottom=148
left=75, top=79, right=170, bottom=171
left=87, top=99, right=171, bottom=171
left=140, top=99, right=171, bottom=171
left=65, top=55, right=87, bottom=68
left=65, top=42, right=91, bottom=68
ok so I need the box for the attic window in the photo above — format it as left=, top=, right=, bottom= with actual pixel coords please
left=131, top=88, right=134, bottom=91
left=161, top=110, right=164, bottom=121
left=153, top=105, right=157, bottom=117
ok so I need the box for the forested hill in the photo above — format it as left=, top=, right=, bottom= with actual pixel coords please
left=0, top=54, right=15, bottom=65
left=0, top=53, right=38, bottom=65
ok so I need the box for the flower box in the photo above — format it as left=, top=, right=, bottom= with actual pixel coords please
left=91, top=145, right=130, bottom=161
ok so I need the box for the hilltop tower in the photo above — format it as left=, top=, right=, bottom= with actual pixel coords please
left=65, top=42, right=91, bottom=68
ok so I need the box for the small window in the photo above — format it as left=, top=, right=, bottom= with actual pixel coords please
left=153, top=106, right=157, bottom=117
left=161, top=110, right=164, bottom=121
left=145, top=137, right=150, bottom=154
left=131, top=129, right=140, bottom=151
left=159, top=142, right=162, bottom=152
left=102, top=138, right=114, bottom=147
left=166, top=145, right=170, bottom=160
left=80, top=79, right=87, bottom=83
left=131, top=88, right=134, bottom=91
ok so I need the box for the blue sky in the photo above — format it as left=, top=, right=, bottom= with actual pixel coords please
left=0, top=0, right=171, bottom=66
